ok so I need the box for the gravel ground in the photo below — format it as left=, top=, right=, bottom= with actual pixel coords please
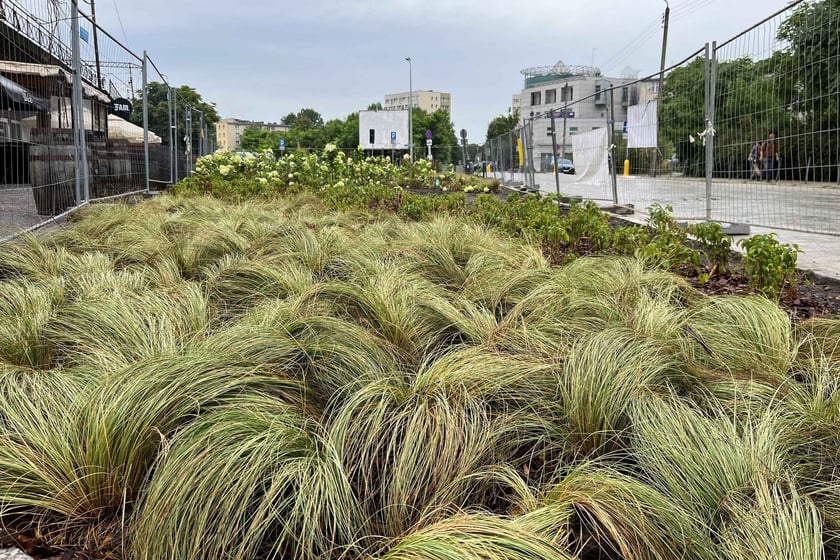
left=0, top=187, right=45, bottom=239
left=0, top=549, right=33, bottom=560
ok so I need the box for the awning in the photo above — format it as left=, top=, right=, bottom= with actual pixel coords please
left=0, top=61, right=111, bottom=104
left=0, top=74, right=50, bottom=111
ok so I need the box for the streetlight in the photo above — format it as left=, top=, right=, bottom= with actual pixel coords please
left=405, top=56, right=413, bottom=161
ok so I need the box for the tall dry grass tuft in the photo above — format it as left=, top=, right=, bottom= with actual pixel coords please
left=328, top=375, right=501, bottom=537
left=131, top=396, right=366, bottom=560
left=516, top=464, right=715, bottom=560
left=0, top=278, right=64, bottom=369
left=0, top=354, right=301, bottom=556
left=378, top=514, right=574, bottom=560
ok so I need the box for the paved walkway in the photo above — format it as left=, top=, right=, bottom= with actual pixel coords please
left=500, top=171, right=840, bottom=281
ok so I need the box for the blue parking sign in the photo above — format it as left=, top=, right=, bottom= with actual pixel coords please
left=279, top=138, right=286, bottom=150
left=390, top=131, right=397, bottom=143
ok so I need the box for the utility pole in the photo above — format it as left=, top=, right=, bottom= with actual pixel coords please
left=89, top=0, right=102, bottom=90
left=653, top=1, right=670, bottom=176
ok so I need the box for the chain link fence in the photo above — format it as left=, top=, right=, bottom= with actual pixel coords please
left=488, top=0, right=840, bottom=236
left=0, top=0, right=215, bottom=239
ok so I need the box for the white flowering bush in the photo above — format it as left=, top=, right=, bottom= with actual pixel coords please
left=176, top=146, right=498, bottom=202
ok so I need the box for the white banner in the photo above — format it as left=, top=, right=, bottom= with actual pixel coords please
left=571, top=127, right=610, bottom=188
left=627, top=101, right=658, bottom=148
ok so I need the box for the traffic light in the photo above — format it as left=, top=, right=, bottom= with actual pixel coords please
left=369, top=129, right=375, bottom=144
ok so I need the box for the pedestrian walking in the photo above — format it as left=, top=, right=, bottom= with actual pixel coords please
left=748, top=141, right=761, bottom=180
left=760, top=132, right=780, bottom=181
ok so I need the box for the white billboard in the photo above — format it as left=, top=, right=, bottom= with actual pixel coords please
left=358, top=110, right=409, bottom=151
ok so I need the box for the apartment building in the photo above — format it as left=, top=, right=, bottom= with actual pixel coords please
left=383, top=90, right=451, bottom=113
left=517, top=61, right=645, bottom=170
left=216, top=118, right=289, bottom=151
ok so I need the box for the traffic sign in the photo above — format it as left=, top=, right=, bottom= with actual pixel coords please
left=279, top=138, right=286, bottom=150
left=425, top=130, right=433, bottom=140
left=426, top=139, right=433, bottom=147
left=390, top=131, right=397, bottom=144
left=459, top=128, right=467, bottom=140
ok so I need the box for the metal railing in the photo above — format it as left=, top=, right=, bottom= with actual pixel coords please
left=0, top=0, right=215, bottom=239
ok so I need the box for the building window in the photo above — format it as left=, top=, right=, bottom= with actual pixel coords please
left=621, top=87, right=629, bottom=103
left=594, top=85, right=602, bottom=101
left=651, top=83, right=660, bottom=93
left=569, top=127, right=578, bottom=135
left=530, top=91, right=542, bottom=106
left=561, top=85, right=573, bottom=102
left=545, top=89, right=556, bottom=104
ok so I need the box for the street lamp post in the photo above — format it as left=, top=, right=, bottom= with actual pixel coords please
left=405, top=57, right=413, bottom=161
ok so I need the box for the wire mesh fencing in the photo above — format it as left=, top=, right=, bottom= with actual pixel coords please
left=710, top=2, right=840, bottom=234
left=491, top=0, right=840, bottom=236
left=0, top=0, right=215, bottom=239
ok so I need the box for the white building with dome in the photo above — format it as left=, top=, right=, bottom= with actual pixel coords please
left=514, top=60, right=649, bottom=171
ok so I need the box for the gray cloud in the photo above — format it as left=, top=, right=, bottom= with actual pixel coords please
left=92, top=0, right=795, bottom=143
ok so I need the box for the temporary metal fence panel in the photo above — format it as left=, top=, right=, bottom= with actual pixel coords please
left=0, top=0, right=85, bottom=237
left=710, top=2, right=840, bottom=235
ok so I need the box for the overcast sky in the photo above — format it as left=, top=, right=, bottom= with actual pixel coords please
left=89, top=0, right=795, bottom=142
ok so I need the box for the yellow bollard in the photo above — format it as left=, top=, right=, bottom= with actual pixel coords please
left=623, top=159, right=630, bottom=176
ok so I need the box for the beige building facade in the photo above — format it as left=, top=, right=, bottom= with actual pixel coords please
left=216, top=118, right=289, bottom=151
left=383, top=90, right=451, bottom=113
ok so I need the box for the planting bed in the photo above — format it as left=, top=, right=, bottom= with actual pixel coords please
left=1, top=194, right=840, bottom=560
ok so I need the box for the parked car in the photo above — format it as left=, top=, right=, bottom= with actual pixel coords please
left=557, top=158, right=576, bottom=174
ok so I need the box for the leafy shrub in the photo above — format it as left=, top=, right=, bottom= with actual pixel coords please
left=640, top=204, right=700, bottom=273
left=738, top=233, right=801, bottom=300
left=689, top=221, right=732, bottom=274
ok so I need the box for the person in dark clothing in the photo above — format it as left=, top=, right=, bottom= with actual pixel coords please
left=748, top=141, right=761, bottom=180
left=760, top=132, right=780, bottom=181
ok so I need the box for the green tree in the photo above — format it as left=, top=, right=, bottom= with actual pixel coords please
left=130, top=83, right=219, bottom=148
left=485, top=109, right=520, bottom=142
left=280, top=108, right=324, bottom=130
left=779, top=0, right=840, bottom=181
left=660, top=55, right=793, bottom=177
left=412, top=108, right=458, bottom=165
left=239, top=128, right=281, bottom=152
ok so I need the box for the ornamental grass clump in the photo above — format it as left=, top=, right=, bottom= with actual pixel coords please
left=2, top=194, right=840, bottom=559
left=0, top=278, right=64, bottom=369
left=378, top=514, right=574, bottom=560
left=516, top=464, right=715, bottom=560
left=685, top=296, right=796, bottom=384
left=0, top=353, right=302, bottom=555
left=328, top=375, right=502, bottom=537
left=131, top=396, right=365, bottom=560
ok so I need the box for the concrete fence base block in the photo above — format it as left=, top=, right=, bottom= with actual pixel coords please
left=677, top=220, right=751, bottom=236
left=722, top=223, right=751, bottom=236
left=604, top=204, right=635, bottom=215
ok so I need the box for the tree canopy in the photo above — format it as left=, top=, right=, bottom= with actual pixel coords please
left=130, top=82, right=219, bottom=147
left=486, top=109, right=520, bottom=142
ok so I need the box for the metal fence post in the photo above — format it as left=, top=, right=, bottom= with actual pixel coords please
left=704, top=43, right=716, bottom=222
left=167, top=86, right=174, bottom=185
left=550, top=110, right=561, bottom=207
left=142, top=51, right=150, bottom=193
left=70, top=0, right=89, bottom=203
left=185, top=104, right=192, bottom=176
left=609, top=84, right=618, bottom=205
